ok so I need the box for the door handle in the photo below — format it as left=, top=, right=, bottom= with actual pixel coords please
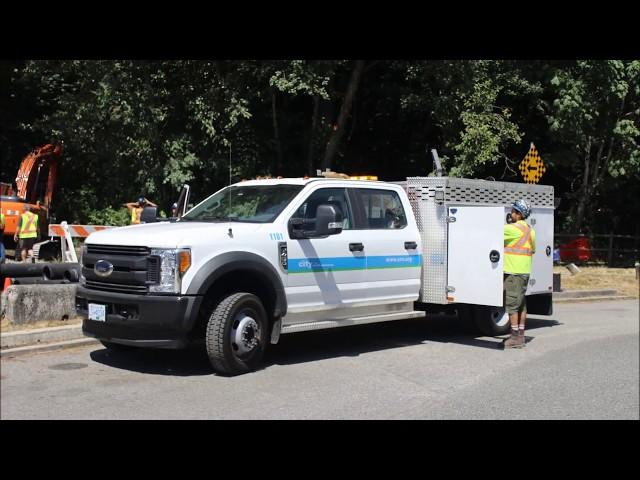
left=349, top=243, right=364, bottom=252
left=404, top=241, right=418, bottom=250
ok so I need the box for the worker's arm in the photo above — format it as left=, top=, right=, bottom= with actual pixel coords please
left=13, top=216, right=22, bottom=241
left=144, top=199, right=157, bottom=207
left=531, top=229, right=536, bottom=254
left=124, top=202, right=137, bottom=210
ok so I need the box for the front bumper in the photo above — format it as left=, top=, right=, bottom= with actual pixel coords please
left=76, top=286, right=202, bottom=349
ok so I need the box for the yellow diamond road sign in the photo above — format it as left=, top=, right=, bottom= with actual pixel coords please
left=519, top=143, right=546, bottom=184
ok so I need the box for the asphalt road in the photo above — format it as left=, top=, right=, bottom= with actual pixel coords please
left=1, top=299, right=638, bottom=419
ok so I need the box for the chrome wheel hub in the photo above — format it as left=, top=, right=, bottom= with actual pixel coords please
left=232, top=314, right=260, bottom=356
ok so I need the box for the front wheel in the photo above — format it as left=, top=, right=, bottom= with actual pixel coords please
left=205, top=292, right=268, bottom=376
left=472, top=305, right=511, bottom=336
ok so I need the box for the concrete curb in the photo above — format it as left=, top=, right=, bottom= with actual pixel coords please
left=1, top=338, right=99, bottom=358
left=553, top=289, right=618, bottom=299
left=1, top=324, right=85, bottom=349
left=553, top=295, right=636, bottom=303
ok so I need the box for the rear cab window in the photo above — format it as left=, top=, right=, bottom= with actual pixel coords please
left=349, top=188, right=407, bottom=230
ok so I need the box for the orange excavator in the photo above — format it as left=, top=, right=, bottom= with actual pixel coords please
left=1, top=143, right=63, bottom=248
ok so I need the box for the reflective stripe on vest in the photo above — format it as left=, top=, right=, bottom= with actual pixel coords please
left=19, top=212, right=38, bottom=238
left=504, top=222, right=533, bottom=256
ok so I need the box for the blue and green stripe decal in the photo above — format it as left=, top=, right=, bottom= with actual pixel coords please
left=288, top=254, right=422, bottom=274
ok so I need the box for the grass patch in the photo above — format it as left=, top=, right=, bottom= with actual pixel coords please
left=554, top=265, right=639, bottom=298
left=0, top=316, right=83, bottom=333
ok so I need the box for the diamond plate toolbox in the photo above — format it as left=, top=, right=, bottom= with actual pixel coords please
left=406, top=177, right=554, bottom=304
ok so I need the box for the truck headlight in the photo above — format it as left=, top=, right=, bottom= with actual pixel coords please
left=79, top=245, right=87, bottom=285
left=149, top=248, right=191, bottom=294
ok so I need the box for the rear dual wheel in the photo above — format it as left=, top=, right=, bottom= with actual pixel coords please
left=458, top=304, right=511, bottom=337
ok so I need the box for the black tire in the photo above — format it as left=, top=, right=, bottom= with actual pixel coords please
left=100, top=340, right=136, bottom=352
left=205, top=292, right=268, bottom=376
left=472, top=305, right=512, bottom=337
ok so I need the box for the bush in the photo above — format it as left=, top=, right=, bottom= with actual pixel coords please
left=86, top=207, right=130, bottom=226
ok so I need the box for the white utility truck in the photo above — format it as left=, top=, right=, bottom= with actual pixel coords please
left=77, top=174, right=554, bottom=375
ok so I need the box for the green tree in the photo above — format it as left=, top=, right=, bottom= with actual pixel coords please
left=545, top=60, right=640, bottom=232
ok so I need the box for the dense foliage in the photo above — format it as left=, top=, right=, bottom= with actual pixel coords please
left=1, top=60, right=638, bottom=233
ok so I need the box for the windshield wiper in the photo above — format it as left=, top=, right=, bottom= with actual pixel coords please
left=188, top=214, right=240, bottom=222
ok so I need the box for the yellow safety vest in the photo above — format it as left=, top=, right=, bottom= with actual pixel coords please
left=131, top=207, right=142, bottom=225
left=504, top=220, right=536, bottom=275
left=19, top=212, right=38, bottom=239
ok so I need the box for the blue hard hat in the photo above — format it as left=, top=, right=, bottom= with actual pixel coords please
left=512, top=199, right=531, bottom=219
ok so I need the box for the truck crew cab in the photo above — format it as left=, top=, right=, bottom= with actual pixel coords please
left=77, top=174, right=554, bottom=375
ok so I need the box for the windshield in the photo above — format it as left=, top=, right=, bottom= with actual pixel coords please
left=181, top=184, right=303, bottom=223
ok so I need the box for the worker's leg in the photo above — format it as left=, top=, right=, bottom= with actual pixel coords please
left=21, top=248, right=27, bottom=262
left=518, top=275, right=529, bottom=344
left=504, top=275, right=522, bottom=348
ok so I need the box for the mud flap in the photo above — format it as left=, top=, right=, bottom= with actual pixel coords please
left=526, top=292, right=553, bottom=316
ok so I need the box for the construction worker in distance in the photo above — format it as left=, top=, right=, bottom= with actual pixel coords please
left=13, top=204, right=39, bottom=262
left=0, top=210, right=6, bottom=263
left=124, top=195, right=157, bottom=225
left=503, top=199, right=536, bottom=349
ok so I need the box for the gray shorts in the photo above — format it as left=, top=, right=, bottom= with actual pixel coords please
left=19, top=237, right=36, bottom=251
left=504, top=274, right=529, bottom=314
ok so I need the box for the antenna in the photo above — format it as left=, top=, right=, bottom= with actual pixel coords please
left=228, top=142, right=232, bottom=220
left=431, top=148, right=443, bottom=177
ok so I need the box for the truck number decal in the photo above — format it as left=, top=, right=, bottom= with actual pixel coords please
left=269, top=233, right=284, bottom=241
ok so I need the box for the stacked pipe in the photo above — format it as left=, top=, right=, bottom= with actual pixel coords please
left=1, top=262, right=81, bottom=289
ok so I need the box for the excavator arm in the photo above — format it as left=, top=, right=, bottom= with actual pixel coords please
left=15, top=143, right=63, bottom=208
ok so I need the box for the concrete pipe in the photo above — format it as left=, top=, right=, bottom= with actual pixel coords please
left=64, top=264, right=81, bottom=282
left=43, top=263, right=80, bottom=281
left=13, top=277, right=70, bottom=285
left=0, top=263, right=47, bottom=278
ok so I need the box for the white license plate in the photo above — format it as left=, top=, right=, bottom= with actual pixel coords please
left=88, top=303, right=106, bottom=322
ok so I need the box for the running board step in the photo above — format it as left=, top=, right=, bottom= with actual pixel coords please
left=281, top=310, right=426, bottom=334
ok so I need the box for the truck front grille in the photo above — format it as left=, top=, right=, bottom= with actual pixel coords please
left=83, top=244, right=154, bottom=294
left=86, top=244, right=151, bottom=256
left=85, top=280, right=148, bottom=295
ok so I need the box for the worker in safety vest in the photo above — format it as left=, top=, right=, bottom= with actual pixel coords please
left=13, top=204, right=39, bottom=262
left=0, top=211, right=6, bottom=263
left=124, top=195, right=157, bottom=225
left=503, top=199, right=536, bottom=349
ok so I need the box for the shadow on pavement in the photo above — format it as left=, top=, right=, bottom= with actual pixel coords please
left=89, top=346, right=213, bottom=377
left=267, top=314, right=562, bottom=365
left=87, top=315, right=563, bottom=374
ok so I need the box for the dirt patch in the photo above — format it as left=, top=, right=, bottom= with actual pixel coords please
left=554, top=266, right=640, bottom=298
left=0, top=316, right=83, bottom=332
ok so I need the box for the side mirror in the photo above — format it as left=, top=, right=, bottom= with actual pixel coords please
left=141, top=206, right=158, bottom=223
left=314, top=204, right=343, bottom=237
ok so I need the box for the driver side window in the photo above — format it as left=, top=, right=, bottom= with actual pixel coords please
left=293, top=188, right=352, bottom=232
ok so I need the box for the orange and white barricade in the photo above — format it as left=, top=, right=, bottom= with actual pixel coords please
left=48, top=224, right=114, bottom=238
left=48, top=222, right=116, bottom=263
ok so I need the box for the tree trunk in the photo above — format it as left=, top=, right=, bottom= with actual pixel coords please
left=573, top=140, right=592, bottom=232
left=321, top=60, right=366, bottom=171
left=271, top=89, right=283, bottom=174
left=307, top=95, right=320, bottom=176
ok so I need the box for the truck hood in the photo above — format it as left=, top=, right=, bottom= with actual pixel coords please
left=85, top=221, right=265, bottom=248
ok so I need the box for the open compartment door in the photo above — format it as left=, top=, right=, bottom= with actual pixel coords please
left=447, top=205, right=504, bottom=306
